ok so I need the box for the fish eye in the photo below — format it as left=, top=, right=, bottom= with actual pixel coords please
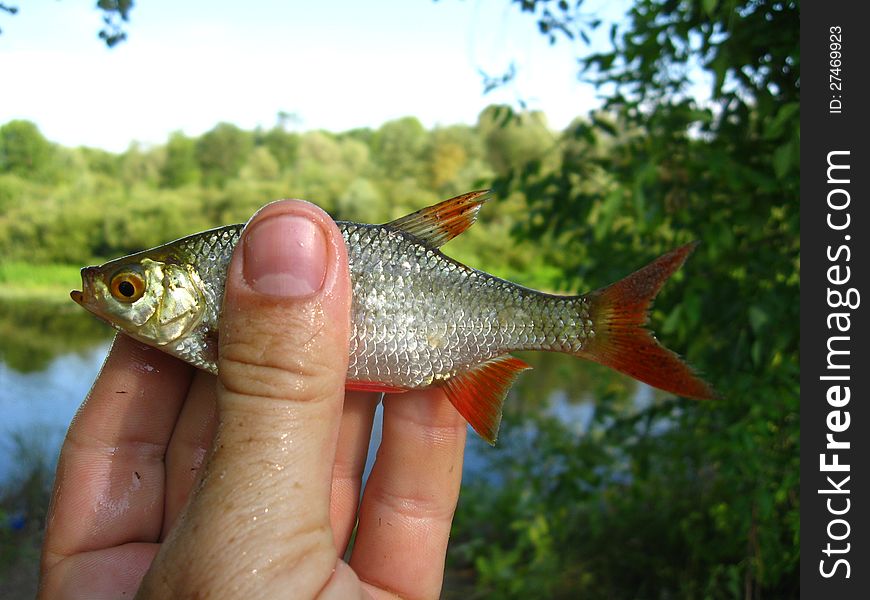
left=109, top=271, right=146, bottom=303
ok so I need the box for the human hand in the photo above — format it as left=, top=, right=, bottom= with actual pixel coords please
left=39, top=200, right=468, bottom=598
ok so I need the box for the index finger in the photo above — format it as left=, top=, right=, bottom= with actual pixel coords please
left=41, top=333, right=194, bottom=572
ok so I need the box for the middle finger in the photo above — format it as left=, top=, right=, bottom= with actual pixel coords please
left=349, top=388, right=467, bottom=599
left=330, top=390, right=381, bottom=555
left=161, top=370, right=219, bottom=538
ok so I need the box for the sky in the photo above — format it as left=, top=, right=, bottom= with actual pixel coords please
left=0, top=0, right=628, bottom=152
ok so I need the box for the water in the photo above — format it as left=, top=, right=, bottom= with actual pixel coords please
left=0, top=344, right=110, bottom=485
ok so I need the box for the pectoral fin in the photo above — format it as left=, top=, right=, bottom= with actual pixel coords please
left=439, top=355, right=532, bottom=445
left=386, top=190, right=489, bottom=248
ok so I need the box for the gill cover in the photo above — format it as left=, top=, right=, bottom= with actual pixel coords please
left=132, top=259, right=206, bottom=345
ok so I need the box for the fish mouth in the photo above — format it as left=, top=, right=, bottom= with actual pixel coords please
left=71, top=266, right=100, bottom=308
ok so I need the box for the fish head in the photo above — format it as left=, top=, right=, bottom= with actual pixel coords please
left=72, top=253, right=207, bottom=347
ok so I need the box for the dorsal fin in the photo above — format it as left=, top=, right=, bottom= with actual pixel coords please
left=385, top=190, right=489, bottom=248
left=439, top=355, right=532, bottom=445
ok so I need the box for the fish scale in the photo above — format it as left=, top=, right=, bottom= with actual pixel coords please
left=342, top=222, right=592, bottom=388
left=72, top=190, right=715, bottom=444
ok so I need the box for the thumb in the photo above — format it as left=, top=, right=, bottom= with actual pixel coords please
left=140, top=200, right=352, bottom=597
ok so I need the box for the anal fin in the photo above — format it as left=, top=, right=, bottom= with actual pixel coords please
left=439, top=355, right=532, bottom=445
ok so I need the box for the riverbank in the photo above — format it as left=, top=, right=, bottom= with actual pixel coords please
left=0, top=263, right=80, bottom=304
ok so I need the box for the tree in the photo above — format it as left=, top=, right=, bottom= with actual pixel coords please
left=370, top=117, right=428, bottom=180
left=79, top=147, right=121, bottom=179
left=451, top=0, right=800, bottom=596
left=424, top=125, right=482, bottom=193
left=0, top=120, right=55, bottom=180
left=195, top=123, right=254, bottom=187
left=160, top=131, right=200, bottom=188
left=240, top=146, right=280, bottom=181
left=476, top=106, right=554, bottom=176
left=119, top=142, right=162, bottom=188
left=259, top=127, right=300, bottom=173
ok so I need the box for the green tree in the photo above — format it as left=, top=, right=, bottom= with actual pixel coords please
left=240, top=146, right=280, bottom=181
left=290, top=131, right=374, bottom=212
left=0, top=120, right=54, bottom=180
left=78, top=147, right=121, bottom=179
left=335, top=177, right=386, bottom=222
left=160, top=131, right=200, bottom=188
left=195, top=123, right=254, bottom=187
left=259, top=127, right=300, bottom=172
left=476, top=106, right=554, bottom=176
left=370, top=117, right=428, bottom=180
left=119, top=142, right=162, bottom=189
left=424, top=124, right=492, bottom=198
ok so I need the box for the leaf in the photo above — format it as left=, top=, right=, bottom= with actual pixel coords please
left=633, top=183, right=646, bottom=221
left=662, top=304, right=683, bottom=335
left=751, top=339, right=763, bottom=366
left=773, top=142, right=793, bottom=179
left=591, top=114, right=618, bottom=137
left=748, top=306, right=768, bottom=333
left=765, top=102, right=800, bottom=140
left=702, top=0, right=718, bottom=17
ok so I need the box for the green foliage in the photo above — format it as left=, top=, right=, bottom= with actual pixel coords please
left=259, top=127, right=300, bottom=171
left=195, top=122, right=254, bottom=187
left=0, top=110, right=560, bottom=288
left=371, top=116, right=428, bottom=180
left=0, top=120, right=55, bottom=181
left=425, top=125, right=489, bottom=195
left=449, top=0, right=799, bottom=597
left=160, top=131, right=200, bottom=188
left=477, top=106, right=555, bottom=176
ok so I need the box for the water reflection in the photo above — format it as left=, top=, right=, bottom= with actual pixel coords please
left=0, top=298, right=110, bottom=373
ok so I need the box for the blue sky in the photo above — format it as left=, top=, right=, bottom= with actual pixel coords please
left=1, top=0, right=628, bottom=151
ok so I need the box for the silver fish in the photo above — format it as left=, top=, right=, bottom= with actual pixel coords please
left=72, top=191, right=714, bottom=443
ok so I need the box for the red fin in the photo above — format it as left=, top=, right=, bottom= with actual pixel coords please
left=440, top=355, right=532, bottom=445
left=581, top=242, right=717, bottom=400
left=386, top=190, right=489, bottom=248
left=346, top=380, right=409, bottom=394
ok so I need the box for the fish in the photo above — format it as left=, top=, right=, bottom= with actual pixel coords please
left=71, top=191, right=715, bottom=444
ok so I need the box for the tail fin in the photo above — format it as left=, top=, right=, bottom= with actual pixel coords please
left=580, top=242, right=716, bottom=400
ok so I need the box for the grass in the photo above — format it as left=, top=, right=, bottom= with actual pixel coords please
left=0, top=262, right=81, bottom=303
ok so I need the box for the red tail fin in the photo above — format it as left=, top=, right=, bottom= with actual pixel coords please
left=580, top=242, right=716, bottom=400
